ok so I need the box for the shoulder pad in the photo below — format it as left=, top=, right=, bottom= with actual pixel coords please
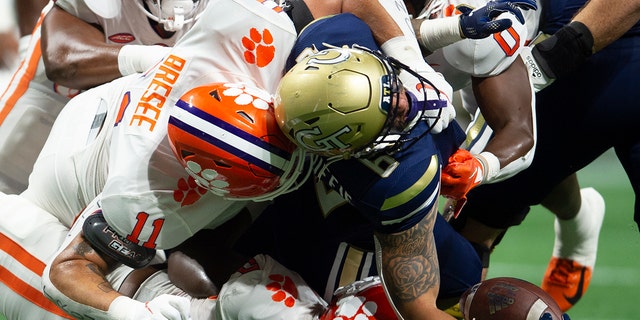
left=82, top=212, right=156, bottom=268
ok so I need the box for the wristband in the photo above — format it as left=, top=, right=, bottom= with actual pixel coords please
left=108, top=296, right=142, bottom=320
left=418, top=16, right=463, bottom=53
left=531, top=21, right=594, bottom=79
left=118, top=44, right=172, bottom=76
left=475, top=151, right=500, bottom=183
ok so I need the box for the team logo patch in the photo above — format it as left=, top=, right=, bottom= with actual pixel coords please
left=242, top=28, right=276, bottom=67
left=108, top=33, right=135, bottom=43
left=173, top=176, right=207, bottom=206
left=265, top=274, right=299, bottom=308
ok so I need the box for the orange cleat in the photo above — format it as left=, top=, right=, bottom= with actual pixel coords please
left=541, top=257, right=592, bottom=312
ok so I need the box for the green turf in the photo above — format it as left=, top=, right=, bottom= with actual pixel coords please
left=486, top=149, right=640, bottom=320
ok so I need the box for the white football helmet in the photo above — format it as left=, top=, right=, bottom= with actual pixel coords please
left=136, top=0, right=207, bottom=31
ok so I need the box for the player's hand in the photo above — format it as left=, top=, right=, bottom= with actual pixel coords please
left=398, top=69, right=455, bottom=134
left=441, top=149, right=484, bottom=200
left=458, top=0, right=538, bottom=39
left=530, top=21, right=594, bottom=79
left=108, top=295, right=191, bottom=320
left=520, top=45, right=555, bottom=92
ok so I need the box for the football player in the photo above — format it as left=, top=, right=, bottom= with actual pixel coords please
left=275, top=26, right=484, bottom=317
left=30, top=0, right=304, bottom=317
left=447, top=0, right=640, bottom=312
left=0, top=0, right=207, bottom=194
left=234, top=0, right=536, bottom=310
left=0, top=187, right=334, bottom=320
left=36, top=0, right=534, bottom=318
left=407, top=0, right=610, bottom=313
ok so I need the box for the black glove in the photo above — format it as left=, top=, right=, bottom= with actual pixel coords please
left=532, top=21, right=594, bottom=79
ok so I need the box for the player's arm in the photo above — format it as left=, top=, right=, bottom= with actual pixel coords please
left=531, top=0, right=640, bottom=80
left=45, top=231, right=123, bottom=312
left=41, top=4, right=171, bottom=90
left=413, top=0, right=538, bottom=54
left=471, top=56, right=534, bottom=176
left=16, top=0, right=49, bottom=36
left=40, top=4, right=122, bottom=90
left=573, top=0, right=640, bottom=52
left=43, top=214, right=191, bottom=319
left=374, top=204, right=456, bottom=320
left=441, top=57, right=534, bottom=212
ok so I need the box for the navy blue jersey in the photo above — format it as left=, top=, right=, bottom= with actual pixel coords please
left=235, top=169, right=482, bottom=302
left=236, top=12, right=482, bottom=303
left=315, top=121, right=464, bottom=234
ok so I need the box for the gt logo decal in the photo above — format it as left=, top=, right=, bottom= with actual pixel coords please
left=295, top=126, right=352, bottom=152
left=307, top=49, right=351, bottom=66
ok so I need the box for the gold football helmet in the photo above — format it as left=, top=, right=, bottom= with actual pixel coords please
left=275, top=46, right=402, bottom=159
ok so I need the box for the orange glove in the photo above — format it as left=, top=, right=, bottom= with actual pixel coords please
left=441, top=149, right=485, bottom=218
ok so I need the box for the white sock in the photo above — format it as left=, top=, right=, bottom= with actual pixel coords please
left=552, top=188, right=606, bottom=268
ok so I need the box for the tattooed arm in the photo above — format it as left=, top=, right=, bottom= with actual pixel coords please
left=44, top=229, right=192, bottom=320
left=375, top=204, right=457, bottom=320
left=47, top=232, right=123, bottom=312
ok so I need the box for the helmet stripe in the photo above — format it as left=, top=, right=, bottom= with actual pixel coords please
left=170, top=100, right=291, bottom=175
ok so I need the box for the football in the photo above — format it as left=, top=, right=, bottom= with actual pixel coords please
left=459, top=277, right=565, bottom=320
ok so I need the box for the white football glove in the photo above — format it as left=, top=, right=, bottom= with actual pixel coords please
left=398, top=69, right=456, bottom=134
left=118, top=45, right=172, bottom=76
left=108, top=295, right=191, bottom=320
left=519, top=45, right=554, bottom=93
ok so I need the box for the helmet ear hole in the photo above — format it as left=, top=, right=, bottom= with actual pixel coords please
left=209, top=89, right=221, bottom=100
left=180, top=150, right=195, bottom=159
left=236, top=111, right=254, bottom=124
left=304, top=117, right=320, bottom=125
left=213, top=160, right=232, bottom=168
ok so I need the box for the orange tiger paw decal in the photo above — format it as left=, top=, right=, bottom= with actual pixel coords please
left=265, top=274, right=299, bottom=308
left=174, top=176, right=207, bottom=206
left=242, top=28, right=276, bottom=67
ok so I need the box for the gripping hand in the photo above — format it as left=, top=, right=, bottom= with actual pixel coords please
left=458, top=0, right=537, bottom=39
left=441, top=149, right=485, bottom=219
left=441, top=149, right=484, bottom=198
left=108, top=295, right=191, bottom=320
left=398, top=69, right=455, bottom=134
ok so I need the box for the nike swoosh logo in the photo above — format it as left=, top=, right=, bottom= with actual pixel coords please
left=563, top=267, right=586, bottom=305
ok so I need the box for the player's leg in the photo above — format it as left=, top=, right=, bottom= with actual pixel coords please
left=540, top=173, right=605, bottom=312
left=0, top=192, right=71, bottom=319
left=613, top=142, right=640, bottom=231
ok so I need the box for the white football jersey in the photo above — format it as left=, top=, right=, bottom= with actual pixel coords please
left=425, top=0, right=542, bottom=91
left=23, top=0, right=297, bottom=249
left=0, top=0, right=201, bottom=193
left=55, top=0, right=194, bottom=46
left=423, top=0, right=542, bottom=182
left=0, top=191, right=215, bottom=320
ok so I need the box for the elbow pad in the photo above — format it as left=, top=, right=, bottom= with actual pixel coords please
left=83, top=211, right=157, bottom=268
